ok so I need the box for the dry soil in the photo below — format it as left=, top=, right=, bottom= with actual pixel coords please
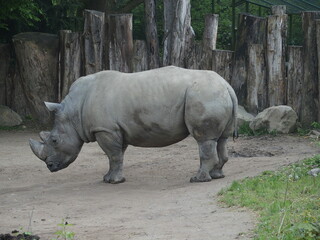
left=0, top=131, right=319, bottom=239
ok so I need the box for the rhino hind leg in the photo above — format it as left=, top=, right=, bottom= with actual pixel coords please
left=210, top=137, right=228, bottom=179
left=95, top=132, right=127, bottom=184
left=190, top=139, right=219, bottom=183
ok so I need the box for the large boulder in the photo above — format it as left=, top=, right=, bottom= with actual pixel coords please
left=0, top=105, right=23, bottom=127
left=237, top=105, right=255, bottom=127
left=249, top=105, right=298, bottom=134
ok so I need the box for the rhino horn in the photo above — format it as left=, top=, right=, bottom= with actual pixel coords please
left=44, top=102, right=61, bottom=112
left=39, top=131, right=50, bottom=142
left=29, top=139, right=46, bottom=161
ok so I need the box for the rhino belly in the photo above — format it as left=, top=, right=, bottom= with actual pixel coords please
left=122, top=115, right=189, bottom=147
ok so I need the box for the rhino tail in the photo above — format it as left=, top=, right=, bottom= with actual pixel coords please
left=227, top=85, right=238, bottom=141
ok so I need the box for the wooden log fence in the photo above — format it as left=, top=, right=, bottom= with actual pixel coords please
left=2, top=6, right=320, bottom=126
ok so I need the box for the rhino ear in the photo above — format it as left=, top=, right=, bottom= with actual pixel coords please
left=44, top=102, right=61, bottom=112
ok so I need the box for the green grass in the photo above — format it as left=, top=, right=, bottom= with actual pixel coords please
left=218, top=155, right=320, bottom=240
left=238, top=122, right=276, bottom=136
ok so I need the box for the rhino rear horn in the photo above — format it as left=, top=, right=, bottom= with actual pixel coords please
left=29, top=139, right=46, bottom=161
left=39, top=131, right=50, bottom=142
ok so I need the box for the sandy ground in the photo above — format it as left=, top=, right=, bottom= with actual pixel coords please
left=0, top=130, right=319, bottom=240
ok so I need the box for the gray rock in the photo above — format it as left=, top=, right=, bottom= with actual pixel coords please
left=237, top=105, right=255, bottom=127
left=308, top=168, right=320, bottom=177
left=0, top=105, right=23, bottom=127
left=249, top=105, right=298, bottom=134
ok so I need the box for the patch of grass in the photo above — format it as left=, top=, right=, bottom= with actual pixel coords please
left=238, top=122, right=277, bottom=136
left=218, top=155, right=320, bottom=239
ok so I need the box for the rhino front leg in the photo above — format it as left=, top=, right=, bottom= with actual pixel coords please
left=95, top=132, right=127, bottom=184
left=210, top=137, right=228, bottom=179
left=190, top=140, right=219, bottom=183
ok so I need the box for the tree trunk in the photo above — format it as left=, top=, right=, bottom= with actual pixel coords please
left=231, top=13, right=266, bottom=105
left=301, top=11, right=320, bottom=126
left=83, top=10, right=105, bottom=75
left=163, top=0, right=195, bottom=67
left=133, top=40, right=148, bottom=72
left=5, top=63, right=31, bottom=117
left=287, top=46, right=303, bottom=120
left=144, top=0, right=160, bottom=69
left=185, top=41, right=201, bottom=69
left=12, top=32, right=59, bottom=124
left=106, top=14, right=134, bottom=73
left=316, top=20, right=320, bottom=121
left=212, top=50, right=234, bottom=84
left=247, top=44, right=267, bottom=114
left=266, top=6, right=287, bottom=107
left=0, top=44, right=11, bottom=106
left=199, top=14, right=219, bottom=70
left=59, top=30, right=82, bottom=101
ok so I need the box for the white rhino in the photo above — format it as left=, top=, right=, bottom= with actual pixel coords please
left=30, top=66, right=238, bottom=183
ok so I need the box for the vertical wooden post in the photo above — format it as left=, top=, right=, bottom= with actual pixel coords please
left=301, top=11, right=320, bottom=126
left=144, top=0, right=160, bottom=69
left=0, top=44, right=10, bottom=105
left=266, top=5, right=287, bottom=107
left=287, top=46, right=303, bottom=120
left=200, top=14, right=219, bottom=70
left=132, top=40, right=148, bottom=72
left=231, top=13, right=266, bottom=105
left=212, top=50, right=234, bottom=84
left=316, top=20, right=320, bottom=121
left=83, top=10, right=105, bottom=75
left=59, top=30, right=82, bottom=101
left=247, top=44, right=267, bottom=114
left=163, top=0, right=194, bottom=67
left=106, top=14, right=134, bottom=73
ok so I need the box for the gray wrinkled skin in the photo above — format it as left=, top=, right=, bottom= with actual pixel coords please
left=30, top=66, right=238, bottom=184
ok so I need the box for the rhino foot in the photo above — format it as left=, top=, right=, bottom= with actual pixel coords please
left=190, top=171, right=212, bottom=183
left=210, top=169, right=225, bottom=179
left=103, top=174, right=126, bottom=184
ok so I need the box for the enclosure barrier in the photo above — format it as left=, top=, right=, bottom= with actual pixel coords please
left=0, top=5, right=319, bottom=127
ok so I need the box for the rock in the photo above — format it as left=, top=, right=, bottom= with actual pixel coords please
left=308, top=168, right=320, bottom=177
left=249, top=105, right=298, bottom=134
left=0, top=105, right=23, bottom=127
left=237, top=105, right=255, bottom=127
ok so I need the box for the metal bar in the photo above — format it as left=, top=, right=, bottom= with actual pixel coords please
left=299, top=0, right=320, bottom=11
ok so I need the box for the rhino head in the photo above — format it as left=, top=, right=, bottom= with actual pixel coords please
left=29, top=102, right=84, bottom=172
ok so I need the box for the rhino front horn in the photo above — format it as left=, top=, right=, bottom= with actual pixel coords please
left=29, top=139, right=46, bottom=161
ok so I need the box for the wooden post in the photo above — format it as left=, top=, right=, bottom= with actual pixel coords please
left=59, top=30, right=82, bottom=101
left=106, top=14, right=134, bottom=73
left=247, top=44, right=267, bottom=114
left=231, top=13, right=266, bottom=105
left=301, top=11, right=320, bottom=126
left=163, top=0, right=195, bottom=67
left=200, top=14, right=219, bottom=70
left=13, top=32, right=59, bottom=124
left=316, top=20, right=320, bottom=121
left=266, top=5, right=287, bottom=107
left=203, top=14, right=218, bottom=50
left=83, top=10, right=105, bottom=75
left=133, top=40, right=148, bottom=72
left=144, top=0, right=160, bottom=69
left=287, top=46, right=303, bottom=120
left=0, top=44, right=10, bottom=106
left=212, top=50, right=234, bottom=84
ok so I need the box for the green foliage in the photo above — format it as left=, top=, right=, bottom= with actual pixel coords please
left=238, top=122, right=277, bottom=136
left=219, top=155, right=320, bottom=239
left=52, top=220, right=75, bottom=240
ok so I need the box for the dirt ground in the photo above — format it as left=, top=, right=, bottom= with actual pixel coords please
left=0, top=130, right=319, bottom=240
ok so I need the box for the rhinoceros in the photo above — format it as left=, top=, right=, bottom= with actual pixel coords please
left=30, top=66, right=238, bottom=183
